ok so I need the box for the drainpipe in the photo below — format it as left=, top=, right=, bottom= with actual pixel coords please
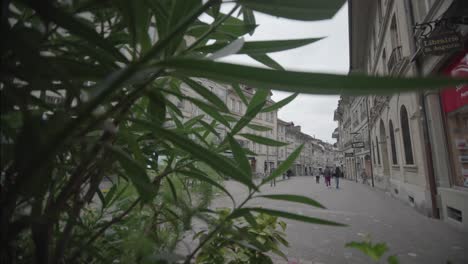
left=366, top=97, right=375, bottom=187
left=406, top=0, right=440, bottom=219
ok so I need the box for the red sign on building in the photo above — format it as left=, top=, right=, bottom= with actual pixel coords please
left=440, top=51, right=468, bottom=113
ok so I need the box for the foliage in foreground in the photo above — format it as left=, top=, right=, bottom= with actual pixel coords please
left=346, top=240, right=399, bottom=264
left=1, top=0, right=461, bottom=263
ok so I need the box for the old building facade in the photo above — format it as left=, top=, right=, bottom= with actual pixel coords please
left=174, top=78, right=335, bottom=178
left=344, top=0, right=468, bottom=229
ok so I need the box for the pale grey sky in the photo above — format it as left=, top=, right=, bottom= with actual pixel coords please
left=222, top=3, right=349, bottom=143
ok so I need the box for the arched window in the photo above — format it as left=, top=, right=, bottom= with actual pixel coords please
left=400, top=105, right=414, bottom=164
left=389, top=120, right=398, bottom=164
left=376, top=136, right=381, bottom=165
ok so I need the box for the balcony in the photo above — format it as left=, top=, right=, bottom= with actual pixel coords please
left=387, top=46, right=402, bottom=75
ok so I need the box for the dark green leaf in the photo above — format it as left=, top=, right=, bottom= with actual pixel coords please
left=26, top=0, right=127, bottom=62
left=238, top=0, right=346, bottom=21
left=231, top=207, right=345, bottom=226
left=227, top=134, right=252, bottom=178
left=190, top=99, right=231, bottom=128
left=147, top=90, right=167, bottom=126
left=179, top=77, right=229, bottom=112
left=198, top=38, right=323, bottom=54
left=239, top=133, right=287, bottom=146
left=184, top=115, right=204, bottom=129
left=261, top=93, right=298, bottom=112
left=388, top=255, right=399, bottom=264
left=242, top=7, right=256, bottom=35
left=255, top=194, right=325, bottom=209
left=247, top=124, right=272, bottom=131
left=106, top=144, right=155, bottom=201
left=134, top=120, right=255, bottom=189
left=178, top=170, right=236, bottom=206
left=231, top=83, right=248, bottom=106
left=199, top=120, right=220, bottom=139
left=262, top=145, right=303, bottom=184
left=159, top=58, right=465, bottom=95
left=230, top=88, right=269, bottom=135
left=166, top=177, right=178, bottom=202
left=249, top=54, right=284, bottom=70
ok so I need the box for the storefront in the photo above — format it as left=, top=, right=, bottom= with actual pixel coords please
left=440, top=51, right=468, bottom=188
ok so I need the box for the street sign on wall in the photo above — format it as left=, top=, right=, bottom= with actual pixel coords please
left=352, top=142, right=365, bottom=148
left=344, top=152, right=354, bottom=157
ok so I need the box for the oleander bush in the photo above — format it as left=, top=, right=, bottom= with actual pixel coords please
left=1, top=0, right=459, bottom=263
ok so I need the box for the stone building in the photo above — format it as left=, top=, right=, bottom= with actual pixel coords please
left=347, top=0, right=468, bottom=229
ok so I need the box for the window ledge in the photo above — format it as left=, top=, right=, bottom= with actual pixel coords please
left=403, top=165, right=418, bottom=173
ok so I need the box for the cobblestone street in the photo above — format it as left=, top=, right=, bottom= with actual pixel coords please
left=210, top=177, right=468, bottom=264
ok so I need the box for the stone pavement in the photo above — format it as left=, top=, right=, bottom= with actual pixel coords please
left=209, top=176, right=468, bottom=264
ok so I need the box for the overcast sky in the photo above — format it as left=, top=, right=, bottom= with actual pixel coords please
left=221, top=3, right=349, bottom=143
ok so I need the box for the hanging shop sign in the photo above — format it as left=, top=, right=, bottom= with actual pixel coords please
left=422, top=32, right=463, bottom=55
left=344, top=152, right=354, bottom=157
left=414, top=16, right=467, bottom=56
left=352, top=142, right=365, bottom=148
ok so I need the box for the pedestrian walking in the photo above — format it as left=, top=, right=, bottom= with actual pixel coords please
left=316, top=168, right=322, bottom=184
left=286, top=169, right=292, bottom=179
left=324, top=166, right=331, bottom=188
left=270, top=169, right=276, bottom=187
left=335, top=166, right=341, bottom=189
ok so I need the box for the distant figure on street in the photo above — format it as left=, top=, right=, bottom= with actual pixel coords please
left=316, top=168, right=322, bottom=184
left=286, top=169, right=292, bottom=179
left=269, top=169, right=276, bottom=187
left=361, top=169, right=368, bottom=185
left=324, top=167, right=331, bottom=188
left=335, top=166, right=341, bottom=189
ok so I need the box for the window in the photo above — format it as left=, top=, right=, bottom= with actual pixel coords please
left=400, top=105, right=414, bottom=164
left=230, top=98, right=235, bottom=110
left=376, top=136, right=381, bottom=165
left=389, top=120, right=398, bottom=164
left=390, top=15, right=400, bottom=50
left=239, top=101, right=243, bottom=113
left=270, top=112, right=274, bottom=122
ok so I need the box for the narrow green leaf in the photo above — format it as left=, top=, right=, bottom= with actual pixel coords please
left=242, top=7, right=256, bottom=35
left=239, top=207, right=345, bottom=226
left=262, top=145, right=303, bottom=185
left=26, top=0, right=127, bottom=62
left=179, top=77, right=229, bottom=112
left=261, top=93, right=298, bottom=112
left=227, top=134, right=252, bottom=178
left=178, top=170, right=236, bottom=206
left=247, top=124, right=272, bottom=131
left=166, top=177, right=178, bottom=202
left=184, top=115, right=204, bottom=129
left=199, top=120, right=220, bottom=139
left=255, top=194, right=325, bottom=209
left=106, top=144, right=155, bottom=201
left=159, top=58, right=465, bottom=95
left=104, top=184, right=118, bottom=207
left=230, top=88, right=268, bottom=135
left=388, top=255, right=399, bottom=264
left=134, top=120, right=255, bottom=189
left=147, top=90, right=167, bottom=126
left=198, top=38, right=323, bottom=54
left=238, top=0, right=346, bottom=21
left=96, top=189, right=106, bottom=207
left=190, top=99, right=231, bottom=128
left=249, top=54, right=284, bottom=70
left=231, top=83, right=249, bottom=106
left=239, top=133, right=287, bottom=146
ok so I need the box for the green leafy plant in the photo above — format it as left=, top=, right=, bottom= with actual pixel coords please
left=346, top=240, right=399, bottom=264
left=1, top=0, right=462, bottom=263
left=196, top=211, right=289, bottom=264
